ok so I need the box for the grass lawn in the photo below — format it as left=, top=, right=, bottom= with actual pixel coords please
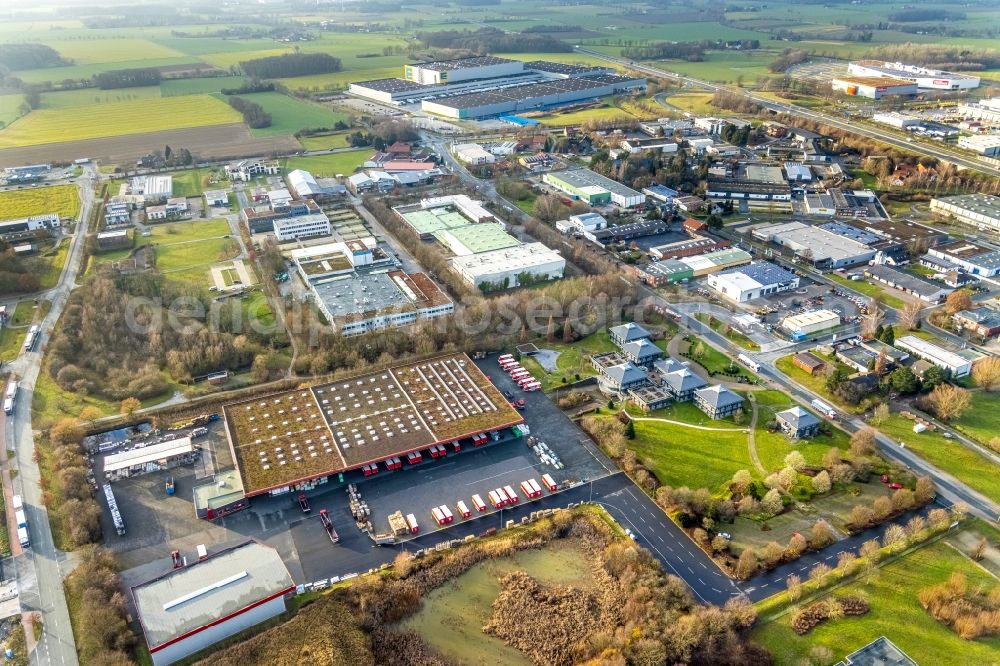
left=0, top=184, right=80, bottom=219
left=952, top=391, right=1000, bottom=448
left=38, top=240, right=70, bottom=290
left=220, top=91, right=351, bottom=137
left=827, top=273, right=907, bottom=310
left=517, top=329, right=617, bottom=391
left=680, top=337, right=758, bottom=383
left=657, top=50, right=774, bottom=83
left=877, top=414, right=1000, bottom=505
left=752, top=538, right=1000, bottom=665
left=0, top=326, right=24, bottom=364
left=281, top=150, right=370, bottom=177
left=774, top=353, right=865, bottom=415
left=751, top=390, right=850, bottom=472
left=169, top=168, right=225, bottom=197
left=535, top=101, right=639, bottom=126
left=297, top=132, right=351, bottom=150
left=150, top=220, right=239, bottom=284
left=0, top=95, right=241, bottom=148
left=661, top=92, right=717, bottom=116
left=694, top=312, right=759, bottom=351
left=629, top=414, right=752, bottom=493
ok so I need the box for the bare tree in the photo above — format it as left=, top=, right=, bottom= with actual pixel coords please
left=534, top=194, right=564, bottom=223
left=859, top=302, right=885, bottom=340
left=945, top=289, right=972, bottom=314
left=850, top=428, right=877, bottom=457
left=786, top=574, right=802, bottom=602
left=972, top=356, right=1000, bottom=392
left=925, top=383, right=972, bottom=421
left=898, top=300, right=922, bottom=331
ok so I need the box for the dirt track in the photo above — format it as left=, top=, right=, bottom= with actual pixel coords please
left=0, top=124, right=302, bottom=168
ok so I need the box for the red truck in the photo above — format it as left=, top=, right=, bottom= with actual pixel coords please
left=297, top=493, right=311, bottom=514
left=319, top=509, right=339, bottom=543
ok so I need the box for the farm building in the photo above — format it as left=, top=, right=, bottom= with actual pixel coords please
left=130, top=540, right=294, bottom=666
left=221, top=353, right=523, bottom=497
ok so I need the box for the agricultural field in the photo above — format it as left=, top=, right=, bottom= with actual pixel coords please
left=753, top=537, right=1000, bottom=666
left=42, top=38, right=184, bottom=64
left=160, top=76, right=246, bottom=96
left=0, top=184, right=80, bottom=220
left=13, top=56, right=205, bottom=85
left=281, top=150, right=370, bottom=177
left=0, top=94, right=25, bottom=128
left=221, top=92, right=351, bottom=137
left=657, top=50, right=775, bottom=83
left=0, top=95, right=241, bottom=148
left=297, top=132, right=350, bottom=150
left=38, top=86, right=161, bottom=109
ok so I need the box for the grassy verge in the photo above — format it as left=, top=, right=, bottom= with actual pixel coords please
left=828, top=273, right=907, bottom=310
left=679, top=336, right=758, bottom=383
left=952, top=391, right=1000, bottom=448
left=752, top=536, right=1000, bottom=665
left=876, top=414, right=1000, bottom=505
left=694, top=312, right=759, bottom=350
left=38, top=239, right=70, bottom=290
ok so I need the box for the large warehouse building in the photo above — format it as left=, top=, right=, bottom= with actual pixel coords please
left=752, top=221, right=876, bottom=269
left=848, top=60, right=980, bottom=91
left=222, top=353, right=524, bottom=498
left=131, top=541, right=294, bottom=666
left=930, top=193, right=1000, bottom=232
left=349, top=56, right=644, bottom=119
left=451, top=242, right=565, bottom=289
left=832, top=76, right=917, bottom=100
left=543, top=169, right=646, bottom=208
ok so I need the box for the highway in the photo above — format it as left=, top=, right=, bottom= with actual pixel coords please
left=573, top=47, right=1000, bottom=177
left=2, top=166, right=97, bottom=666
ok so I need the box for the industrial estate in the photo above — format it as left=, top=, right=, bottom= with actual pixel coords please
left=3, top=1, right=1000, bottom=666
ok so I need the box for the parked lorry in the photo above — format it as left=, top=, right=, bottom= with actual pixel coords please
left=298, top=493, right=312, bottom=514
left=319, top=509, right=339, bottom=543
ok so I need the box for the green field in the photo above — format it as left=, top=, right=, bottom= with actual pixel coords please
left=14, top=56, right=204, bottom=85
left=297, top=132, right=351, bottom=150
left=0, top=94, right=25, bottom=128
left=222, top=92, right=351, bottom=137
left=876, top=414, right=1000, bottom=505
left=43, top=38, right=184, bottom=64
left=953, top=392, right=1000, bottom=447
left=0, top=184, right=80, bottom=220
left=160, top=76, right=246, bottom=96
left=751, top=390, right=849, bottom=472
left=657, top=50, right=775, bottom=83
left=662, top=92, right=717, bottom=116
left=38, top=86, right=161, bottom=109
left=281, top=150, right=370, bottom=177
left=630, top=407, right=752, bottom=492
left=38, top=240, right=70, bottom=290
left=0, top=95, right=241, bottom=148
left=535, top=101, right=640, bottom=126
left=150, top=220, right=239, bottom=287
left=753, top=538, right=1000, bottom=666
left=169, top=168, right=225, bottom=197
left=680, top=337, right=758, bottom=383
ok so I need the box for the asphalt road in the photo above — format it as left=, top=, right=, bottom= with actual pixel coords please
left=2, top=166, right=96, bottom=666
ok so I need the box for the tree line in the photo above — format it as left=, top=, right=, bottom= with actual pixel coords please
left=239, top=52, right=342, bottom=79
left=220, top=80, right=275, bottom=95
left=93, top=67, right=162, bottom=90
left=414, top=28, right=572, bottom=54
left=227, top=95, right=272, bottom=129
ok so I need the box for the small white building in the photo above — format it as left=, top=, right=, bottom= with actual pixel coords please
left=204, top=189, right=229, bottom=207
left=895, top=335, right=980, bottom=377
left=131, top=175, right=173, bottom=203
left=453, top=143, right=496, bottom=165
left=780, top=310, right=841, bottom=337
left=871, top=112, right=921, bottom=129
left=707, top=262, right=800, bottom=302
left=130, top=540, right=294, bottom=666
left=556, top=212, right=608, bottom=235
left=225, top=159, right=280, bottom=182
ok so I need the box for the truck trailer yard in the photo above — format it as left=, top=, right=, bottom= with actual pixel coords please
left=104, top=354, right=618, bottom=586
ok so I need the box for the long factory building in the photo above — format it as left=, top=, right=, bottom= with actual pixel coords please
left=349, top=55, right=645, bottom=119
left=847, top=60, right=980, bottom=91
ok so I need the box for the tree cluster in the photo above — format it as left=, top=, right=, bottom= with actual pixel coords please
left=791, top=596, right=870, bottom=635
left=0, top=43, right=68, bottom=70
left=220, top=80, right=275, bottom=95
left=580, top=416, right=659, bottom=492
left=768, top=49, right=809, bottom=73
left=0, top=241, right=46, bottom=294
left=93, top=67, right=162, bottom=90
left=227, top=95, right=272, bottom=129
left=46, top=418, right=102, bottom=548
left=46, top=271, right=261, bottom=404
left=845, top=477, right=934, bottom=531
left=65, top=546, right=137, bottom=665
left=346, top=119, right=419, bottom=150
left=239, top=52, right=342, bottom=79
left=919, top=572, right=1000, bottom=640
left=414, top=28, right=572, bottom=53
left=888, top=9, right=966, bottom=23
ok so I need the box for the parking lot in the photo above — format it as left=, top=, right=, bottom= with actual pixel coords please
left=109, top=355, right=619, bottom=584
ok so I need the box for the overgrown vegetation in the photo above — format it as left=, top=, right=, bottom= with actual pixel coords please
left=227, top=95, right=271, bottom=129
left=65, top=547, right=136, bottom=664
left=919, top=572, right=1000, bottom=640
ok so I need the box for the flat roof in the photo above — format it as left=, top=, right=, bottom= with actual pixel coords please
left=223, top=353, right=522, bottom=495
left=865, top=265, right=948, bottom=298
left=723, top=261, right=798, bottom=286
left=410, top=55, right=516, bottom=71
left=424, top=74, right=643, bottom=111
left=767, top=222, right=873, bottom=262
left=933, top=240, right=1000, bottom=269
left=524, top=60, right=608, bottom=75
left=131, top=540, right=293, bottom=650
left=450, top=242, right=564, bottom=277
left=932, top=193, right=1000, bottom=221
left=896, top=335, right=973, bottom=370
left=744, top=164, right=786, bottom=184
left=401, top=207, right=477, bottom=235
left=781, top=310, right=840, bottom=329
left=548, top=168, right=642, bottom=199
left=434, top=222, right=520, bottom=256
left=833, top=76, right=916, bottom=88
left=103, top=438, right=194, bottom=473
left=351, top=77, right=427, bottom=93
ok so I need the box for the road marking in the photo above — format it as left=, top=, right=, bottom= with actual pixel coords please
left=687, top=566, right=694, bottom=574
left=698, top=577, right=705, bottom=585
left=699, top=562, right=707, bottom=569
